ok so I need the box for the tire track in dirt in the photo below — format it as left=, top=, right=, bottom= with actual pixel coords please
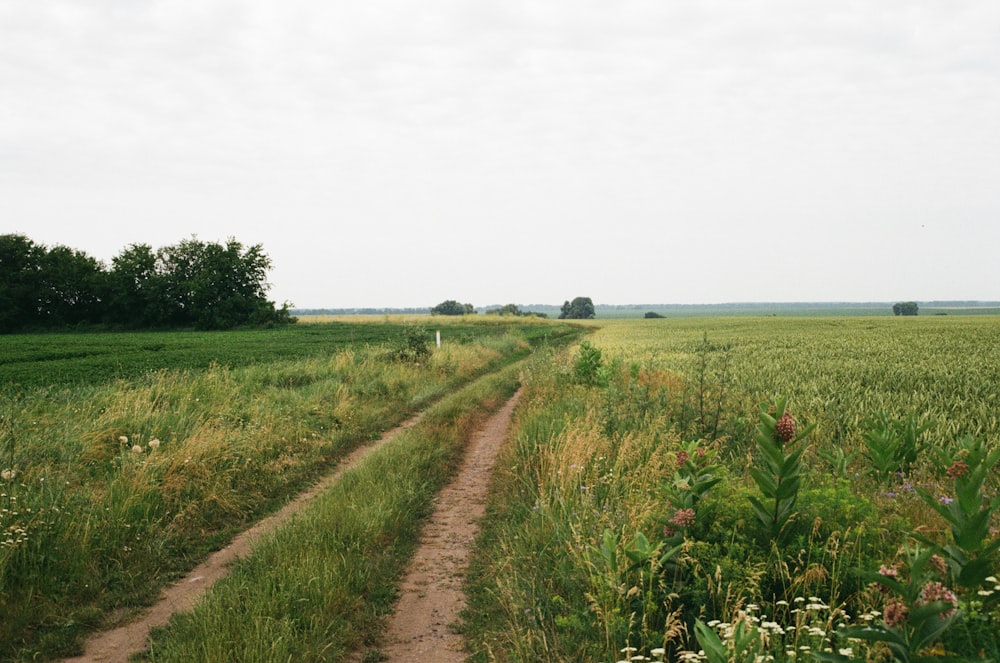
left=363, top=389, right=521, bottom=663
left=62, top=412, right=427, bottom=663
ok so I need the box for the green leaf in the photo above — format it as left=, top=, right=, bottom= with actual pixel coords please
left=694, top=619, right=728, bottom=663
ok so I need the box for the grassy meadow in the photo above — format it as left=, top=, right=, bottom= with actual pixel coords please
left=465, top=316, right=1000, bottom=662
left=0, top=318, right=580, bottom=660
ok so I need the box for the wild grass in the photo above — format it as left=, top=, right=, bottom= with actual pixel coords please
left=465, top=317, right=1000, bottom=662
left=143, top=364, right=522, bottom=662
left=0, top=324, right=565, bottom=660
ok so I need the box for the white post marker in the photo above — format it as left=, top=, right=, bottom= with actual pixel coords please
left=436, top=330, right=441, bottom=348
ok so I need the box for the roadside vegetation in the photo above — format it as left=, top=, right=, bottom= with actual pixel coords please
left=465, top=316, right=1000, bottom=661
left=142, top=363, right=522, bottom=662
left=0, top=319, right=581, bottom=660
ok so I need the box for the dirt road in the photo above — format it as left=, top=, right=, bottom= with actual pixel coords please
left=63, top=391, right=519, bottom=662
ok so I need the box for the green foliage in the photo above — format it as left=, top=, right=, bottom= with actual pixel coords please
left=862, top=413, right=934, bottom=479
left=573, top=341, right=605, bottom=386
left=431, top=300, right=475, bottom=315
left=0, top=234, right=293, bottom=332
left=559, top=296, right=596, bottom=320
left=915, top=435, right=1000, bottom=592
left=819, top=545, right=959, bottom=663
left=893, top=301, right=920, bottom=316
left=747, top=397, right=815, bottom=543
left=387, top=325, right=431, bottom=363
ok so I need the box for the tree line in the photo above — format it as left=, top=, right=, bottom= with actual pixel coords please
left=0, top=234, right=295, bottom=333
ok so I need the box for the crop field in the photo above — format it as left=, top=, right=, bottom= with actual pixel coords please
left=0, top=318, right=581, bottom=660
left=0, top=318, right=568, bottom=390
left=465, top=316, right=1000, bottom=662
left=3, top=314, right=998, bottom=661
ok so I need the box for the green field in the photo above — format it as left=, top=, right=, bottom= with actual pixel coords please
left=2, top=315, right=998, bottom=661
left=0, top=318, right=571, bottom=390
left=0, top=318, right=581, bottom=660
left=465, top=315, right=1000, bottom=662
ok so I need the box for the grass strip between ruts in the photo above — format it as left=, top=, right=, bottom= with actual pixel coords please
left=141, top=362, right=523, bottom=662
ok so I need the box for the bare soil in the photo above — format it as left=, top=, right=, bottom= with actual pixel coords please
left=363, top=390, right=520, bottom=663
left=62, top=391, right=519, bottom=663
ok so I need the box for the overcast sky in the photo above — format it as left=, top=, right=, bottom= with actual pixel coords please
left=3, top=1, right=999, bottom=308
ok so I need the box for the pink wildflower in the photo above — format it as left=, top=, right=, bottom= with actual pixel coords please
left=883, top=598, right=909, bottom=628
left=918, top=581, right=958, bottom=619
left=669, top=508, right=696, bottom=528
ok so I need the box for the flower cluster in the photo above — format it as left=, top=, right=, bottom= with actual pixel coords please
left=615, top=645, right=666, bottom=662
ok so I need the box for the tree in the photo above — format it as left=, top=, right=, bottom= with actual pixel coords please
left=0, top=234, right=293, bottom=332
left=106, top=243, right=162, bottom=326
left=431, top=300, right=475, bottom=316
left=0, top=234, right=44, bottom=332
left=893, top=301, right=919, bottom=316
left=559, top=296, right=595, bottom=320
left=154, top=237, right=287, bottom=330
left=36, top=245, right=107, bottom=326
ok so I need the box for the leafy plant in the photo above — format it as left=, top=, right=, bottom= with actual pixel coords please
left=915, top=435, right=1000, bottom=592
left=574, top=341, right=605, bottom=386
left=861, top=413, right=933, bottom=479
left=747, top=397, right=815, bottom=542
left=817, top=544, right=959, bottom=663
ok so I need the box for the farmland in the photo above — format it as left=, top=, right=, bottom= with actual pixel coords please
left=0, top=318, right=580, bottom=660
left=0, top=318, right=567, bottom=390
left=465, top=315, right=1000, bottom=661
left=2, top=314, right=999, bottom=661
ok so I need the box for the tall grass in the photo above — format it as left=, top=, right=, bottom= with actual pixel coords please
left=465, top=318, right=1000, bottom=662
left=0, top=330, right=545, bottom=660
left=144, top=364, right=522, bottom=662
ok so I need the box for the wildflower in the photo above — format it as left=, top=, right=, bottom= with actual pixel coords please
left=945, top=460, right=970, bottom=479
left=875, top=563, right=898, bottom=593
left=669, top=508, right=696, bottom=528
left=775, top=413, right=796, bottom=442
left=676, top=450, right=689, bottom=467
left=1, top=469, right=14, bottom=481
left=883, top=598, right=909, bottom=628
left=149, top=438, right=161, bottom=449
left=918, top=581, right=958, bottom=618
left=132, top=444, right=143, bottom=454
left=119, top=435, right=129, bottom=444
left=938, top=496, right=954, bottom=504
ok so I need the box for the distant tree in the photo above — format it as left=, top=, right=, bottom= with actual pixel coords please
left=431, top=300, right=475, bottom=316
left=0, top=234, right=107, bottom=331
left=0, top=234, right=45, bottom=332
left=559, top=296, right=595, bottom=320
left=644, top=311, right=665, bottom=319
left=155, top=237, right=288, bottom=330
left=892, top=301, right=919, bottom=316
left=0, top=234, right=293, bottom=332
left=36, top=245, right=108, bottom=326
left=106, top=243, right=162, bottom=326
left=486, top=303, right=522, bottom=316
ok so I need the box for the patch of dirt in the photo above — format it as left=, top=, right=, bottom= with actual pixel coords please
left=364, top=390, right=521, bottom=663
left=62, top=412, right=427, bottom=663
